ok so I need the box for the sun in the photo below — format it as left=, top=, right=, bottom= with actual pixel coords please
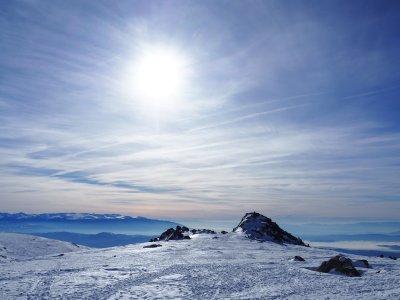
left=126, top=45, right=191, bottom=114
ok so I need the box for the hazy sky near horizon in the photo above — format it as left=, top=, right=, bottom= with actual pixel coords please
left=1, top=0, right=400, bottom=221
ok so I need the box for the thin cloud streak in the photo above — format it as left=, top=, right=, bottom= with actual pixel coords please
left=188, top=103, right=311, bottom=132
left=343, top=85, right=400, bottom=100
left=0, top=1, right=400, bottom=221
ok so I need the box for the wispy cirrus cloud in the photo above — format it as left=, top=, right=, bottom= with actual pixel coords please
left=0, top=0, right=400, bottom=222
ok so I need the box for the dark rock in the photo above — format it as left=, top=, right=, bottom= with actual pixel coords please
left=197, top=229, right=216, bottom=234
left=293, top=256, right=305, bottom=261
left=143, top=244, right=162, bottom=249
left=213, top=236, right=219, bottom=239
left=221, top=231, right=228, bottom=234
left=353, top=259, right=371, bottom=268
left=317, top=255, right=361, bottom=277
left=150, top=225, right=216, bottom=242
left=233, top=212, right=307, bottom=246
left=190, top=228, right=216, bottom=234
left=377, top=254, right=397, bottom=260
left=150, top=226, right=191, bottom=242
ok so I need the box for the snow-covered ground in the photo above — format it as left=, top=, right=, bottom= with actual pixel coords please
left=0, top=232, right=399, bottom=299
left=0, top=233, right=86, bottom=261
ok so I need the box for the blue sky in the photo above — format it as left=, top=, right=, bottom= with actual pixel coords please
left=1, top=0, right=400, bottom=222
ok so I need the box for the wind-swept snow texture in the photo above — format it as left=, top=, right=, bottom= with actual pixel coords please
left=0, top=233, right=399, bottom=299
left=0, top=233, right=86, bottom=261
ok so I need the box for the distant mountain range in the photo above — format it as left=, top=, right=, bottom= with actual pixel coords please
left=0, top=212, right=160, bottom=222
left=0, top=212, right=179, bottom=235
left=2, top=212, right=399, bottom=252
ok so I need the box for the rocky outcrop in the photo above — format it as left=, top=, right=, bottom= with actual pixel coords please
left=353, top=259, right=371, bottom=268
left=317, top=255, right=361, bottom=277
left=149, top=226, right=217, bottom=242
left=233, top=212, right=307, bottom=246
left=149, top=226, right=191, bottom=242
left=190, top=229, right=216, bottom=234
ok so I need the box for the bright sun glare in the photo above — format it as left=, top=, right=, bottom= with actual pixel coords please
left=127, top=45, right=190, bottom=113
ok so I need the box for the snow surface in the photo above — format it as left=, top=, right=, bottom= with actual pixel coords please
left=0, top=232, right=399, bottom=299
left=0, top=233, right=87, bottom=261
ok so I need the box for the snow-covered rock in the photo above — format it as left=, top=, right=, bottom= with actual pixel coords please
left=189, top=228, right=216, bottom=235
left=316, top=255, right=361, bottom=277
left=0, top=233, right=87, bottom=261
left=150, top=226, right=191, bottom=242
left=233, top=212, right=307, bottom=246
left=150, top=226, right=216, bottom=242
left=353, top=259, right=372, bottom=269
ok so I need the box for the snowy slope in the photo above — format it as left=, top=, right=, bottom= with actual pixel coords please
left=0, top=233, right=87, bottom=261
left=31, top=232, right=156, bottom=248
left=0, top=232, right=399, bottom=299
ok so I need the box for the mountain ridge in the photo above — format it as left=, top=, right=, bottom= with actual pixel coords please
left=233, top=212, right=307, bottom=246
left=0, top=212, right=179, bottom=235
left=0, top=212, right=163, bottom=222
